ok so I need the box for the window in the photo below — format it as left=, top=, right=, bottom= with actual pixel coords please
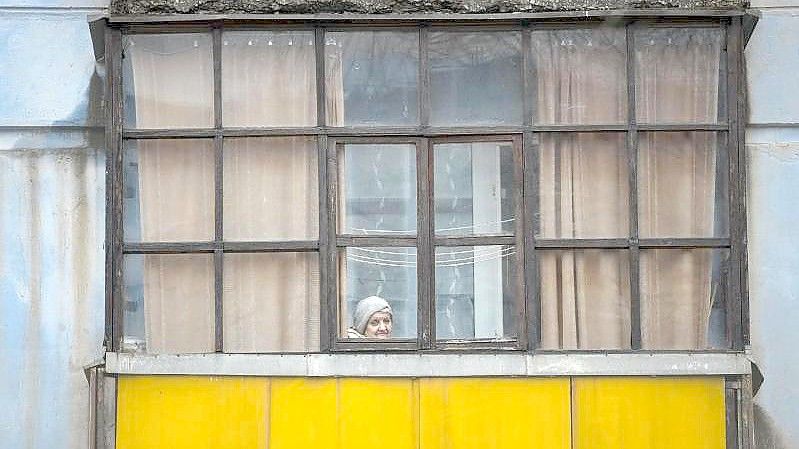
left=109, top=18, right=746, bottom=354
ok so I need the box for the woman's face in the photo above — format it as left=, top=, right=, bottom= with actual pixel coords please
left=364, top=311, right=392, bottom=338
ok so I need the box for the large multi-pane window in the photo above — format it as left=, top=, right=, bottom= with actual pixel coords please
left=112, top=19, right=745, bottom=354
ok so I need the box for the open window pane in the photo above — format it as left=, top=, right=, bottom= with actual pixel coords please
left=429, top=31, right=523, bottom=126
left=122, top=254, right=215, bottom=354
left=224, top=137, right=319, bottom=241
left=338, top=247, right=417, bottom=340
left=123, top=33, right=214, bottom=129
left=325, top=31, right=419, bottom=126
left=123, top=139, right=215, bottom=242
left=537, top=133, right=629, bottom=239
left=434, top=141, right=515, bottom=236
left=222, top=31, right=316, bottom=127
left=635, top=28, right=724, bottom=124
left=539, top=250, right=631, bottom=350
left=435, top=246, right=518, bottom=340
left=638, top=132, right=728, bottom=238
left=338, top=143, right=417, bottom=235
left=640, top=249, right=729, bottom=349
left=531, top=28, right=627, bottom=125
left=223, top=253, right=320, bottom=353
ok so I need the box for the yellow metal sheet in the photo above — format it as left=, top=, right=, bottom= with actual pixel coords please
left=269, top=378, right=338, bottom=449
left=116, top=376, right=269, bottom=449
left=420, top=378, right=571, bottom=449
left=573, top=377, right=726, bottom=449
left=338, top=378, right=420, bottom=449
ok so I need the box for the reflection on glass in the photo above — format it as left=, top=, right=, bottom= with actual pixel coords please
left=537, top=133, right=629, bottom=238
left=635, top=28, right=724, bottom=124
left=640, top=249, right=729, bottom=350
left=434, top=142, right=515, bottom=236
left=435, top=246, right=517, bottom=340
left=429, top=32, right=523, bottom=126
left=222, top=31, right=316, bottom=127
left=123, top=33, right=214, bottom=129
left=224, top=137, right=319, bottom=241
left=325, top=32, right=419, bottom=126
left=223, top=253, right=320, bottom=353
left=338, top=144, right=417, bottom=235
left=123, top=139, right=215, bottom=242
left=339, top=247, right=417, bottom=339
left=531, top=28, right=627, bottom=125
left=122, top=254, right=215, bottom=354
left=638, top=132, right=728, bottom=238
left=539, top=250, right=631, bottom=350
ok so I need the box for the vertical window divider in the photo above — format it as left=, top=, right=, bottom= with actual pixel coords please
left=418, top=137, right=434, bottom=349
left=522, top=25, right=539, bottom=351
left=512, top=134, right=528, bottom=350
left=325, top=137, right=339, bottom=351
left=107, top=27, right=124, bottom=352
left=626, top=22, right=643, bottom=350
left=212, top=25, right=224, bottom=353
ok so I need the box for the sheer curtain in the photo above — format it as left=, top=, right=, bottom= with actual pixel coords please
left=126, top=32, right=320, bottom=353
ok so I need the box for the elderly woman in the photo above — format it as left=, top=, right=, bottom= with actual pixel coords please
left=346, top=296, right=393, bottom=339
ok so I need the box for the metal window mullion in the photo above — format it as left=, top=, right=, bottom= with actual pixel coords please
left=626, top=23, right=642, bottom=350
left=418, top=137, right=434, bottom=349
left=107, top=27, right=124, bottom=352
left=213, top=26, right=224, bottom=353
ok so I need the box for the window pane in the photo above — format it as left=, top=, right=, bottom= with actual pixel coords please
left=640, top=249, right=729, bottom=349
left=339, top=247, right=417, bottom=339
left=531, top=28, right=627, bottom=125
left=539, top=250, right=631, bottom=350
left=435, top=246, right=518, bottom=340
left=223, top=253, right=320, bottom=353
left=537, top=133, right=629, bottom=239
left=638, top=132, right=728, bottom=238
left=429, top=32, right=523, bottom=126
left=122, top=254, right=215, bottom=354
left=338, top=143, right=417, bottom=235
left=123, top=33, right=214, bottom=129
left=224, top=137, right=319, bottom=241
left=222, top=31, right=316, bottom=127
left=635, top=28, right=724, bottom=124
left=123, top=139, right=215, bottom=242
left=326, top=32, right=419, bottom=126
left=434, top=141, right=515, bottom=236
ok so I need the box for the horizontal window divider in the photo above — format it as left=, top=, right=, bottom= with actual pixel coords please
left=420, top=126, right=525, bottom=136
left=433, top=235, right=516, bottom=246
left=223, top=241, right=320, bottom=252
left=332, top=340, right=419, bottom=351
left=530, top=124, right=628, bottom=132
left=123, top=128, right=218, bottom=139
left=434, top=339, right=520, bottom=350
left=636, top=123, right=728, bottom=131
left=638, top=237, right=731, bottom=248
left=123, top=242, right=219, bottom=253
left=535, top=238, right=630, bottom=249
left=222, top=127, right=324, bottom=137
left=336, top=236, right=417, bottom=247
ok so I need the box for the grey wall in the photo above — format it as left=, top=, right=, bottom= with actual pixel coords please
left=746, top=1, right=799, bottom=448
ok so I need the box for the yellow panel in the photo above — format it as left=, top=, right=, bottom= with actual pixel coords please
left=116, top=376, right=269, bottom=449
left=420, top=378, right=571, bottom=449
left=338, top=378, right=419, bottom=449
left=270, top=378, right=338, bottom=449
left=573, top=377, right=726, bottom=449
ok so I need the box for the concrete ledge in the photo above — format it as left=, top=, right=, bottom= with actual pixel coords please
left=107, top=352, right=752, bottom=376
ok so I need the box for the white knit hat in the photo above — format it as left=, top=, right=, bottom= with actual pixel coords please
left=353, top=296, right=393, bottom=335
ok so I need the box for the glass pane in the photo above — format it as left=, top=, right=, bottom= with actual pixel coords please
left=123, top=33, right=214, bottom=129
left=638, top=132, right=728, bottom=238
left=123, top=139, right=215, bottom=242
left=435, top=246, right=518, bottom=340
left=531, top=28, right=627, bottom=125
left=325, top=32, right=419, bottom=126
left=539, top=250, right=631, bottom=350
left=223, top=253, right=320, bottom=353
left=537, top=133, right=629, bottom=239
left=640, top=249, right=729, bottom=349
left=224, top=137, right=319, bottom=241
left=434, top=141, right=515, bottom=236
left=222, top=31, right=316, bottom=127
left=339, top=247, right=417, bottom=339
left=122, top=254, right=215, bottom=354
left=338, top=143, right=417, bottom=235
left=635, top=28, right=724, bottom=124
left=429, top=32, right=523, bottom=126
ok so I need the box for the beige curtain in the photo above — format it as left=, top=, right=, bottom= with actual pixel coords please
left=128, top=32, right=321, bottom=353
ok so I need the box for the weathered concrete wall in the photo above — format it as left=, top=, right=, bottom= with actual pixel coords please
left=746, top=2, right=799, bottom=448
left=0, top=7, right=107, bottom=449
